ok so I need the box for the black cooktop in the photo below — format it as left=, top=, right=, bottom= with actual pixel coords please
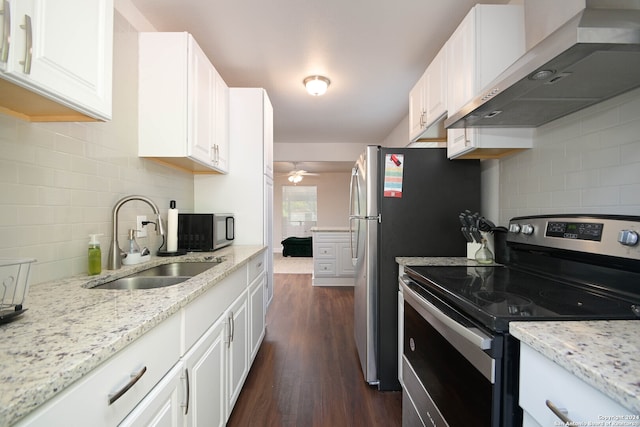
left=405, top=265, right=640, bottom=333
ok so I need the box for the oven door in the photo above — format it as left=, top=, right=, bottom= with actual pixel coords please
left=400, top=276, right=499, bottom=427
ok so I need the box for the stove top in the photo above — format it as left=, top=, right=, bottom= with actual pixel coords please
left=405, top=265, right=640, bottom=333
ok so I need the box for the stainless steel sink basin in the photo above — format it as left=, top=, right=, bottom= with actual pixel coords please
left=91, top=261, right=222, bottom=290
left=131, top=262, right=220, bottom=277
left=95, top=276, right=190, bottom=290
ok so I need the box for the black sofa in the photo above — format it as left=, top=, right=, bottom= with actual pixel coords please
left=281, top=236, right=313, bottom=257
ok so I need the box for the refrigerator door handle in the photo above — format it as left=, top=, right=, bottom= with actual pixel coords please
left=349, top=166, right=360, bottom=264
left=348, top=167, right=358, bottom=218
left=350, top=217, right=357, bottom=265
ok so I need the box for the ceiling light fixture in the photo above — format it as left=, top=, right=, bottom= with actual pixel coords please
left=304, top=75, right=330, bottom=96
left=288, top=174, right=303, bottom=184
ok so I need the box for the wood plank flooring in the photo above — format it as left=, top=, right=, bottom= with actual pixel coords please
left=227, top=274, right=402, bottom=427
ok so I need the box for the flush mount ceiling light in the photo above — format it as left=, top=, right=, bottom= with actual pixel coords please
left=303, top=75, right=330, bottom=96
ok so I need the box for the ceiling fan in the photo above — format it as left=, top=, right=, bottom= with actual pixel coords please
left=283, top=163, right=318, bottom=183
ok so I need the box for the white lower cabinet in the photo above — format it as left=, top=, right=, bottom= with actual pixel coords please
left=519, top=343, right=634, bottom=426
left=15, top=253, right=267, bottom=427
left=16, top=313, right=182, bottom=427
left=226, top=290, right=249, bottom=415
left=119, top=362, right=185, bottom=427
left=312, top=230, right=354, bottom=286
left=249, top=274, right=266, bottom=363
left=183, top=315, right=227, bottom=427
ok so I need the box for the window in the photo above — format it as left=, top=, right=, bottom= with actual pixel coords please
left=282, top=186, right=317, bottom=238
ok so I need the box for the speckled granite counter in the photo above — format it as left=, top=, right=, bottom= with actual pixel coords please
left=310, top=226, right=350, bottom=232
left=396, top=257, right=500, bottom=267
left=0, top=245, right=266, bottom=427
left=396, top=256, right=501, bottom=267
left=510, top=321, right=640, bottom=414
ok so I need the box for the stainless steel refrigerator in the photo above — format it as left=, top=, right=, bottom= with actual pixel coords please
left=349, top=145, right=480, bottom=391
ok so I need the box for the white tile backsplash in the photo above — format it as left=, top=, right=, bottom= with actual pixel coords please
left=499, top=87, right=640, bottom=224
left=0, top=12, right=194, bottom=285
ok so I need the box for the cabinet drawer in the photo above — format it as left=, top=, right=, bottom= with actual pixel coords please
left=314, top=244, right=336, bottom=258
left=248, top=252, right=266, bottom=284
left=183, top=266, right=246, bottom=352
left=17, top=313, right=181, bottom=427
left=314, top=260, right=336, bottom=276
left=519, top=343, right=632, bottom=425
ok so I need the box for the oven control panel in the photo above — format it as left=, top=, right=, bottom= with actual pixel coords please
left=507, top=215, right=640, bottom=260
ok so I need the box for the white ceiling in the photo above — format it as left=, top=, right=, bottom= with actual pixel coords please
left=129, top=0, right=510, bottom=172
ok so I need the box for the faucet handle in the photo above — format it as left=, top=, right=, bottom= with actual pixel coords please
left=156, top=214, right=165, bottom=236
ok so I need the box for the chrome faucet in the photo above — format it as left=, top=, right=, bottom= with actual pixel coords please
left=107, top=195, right=165, bottom=270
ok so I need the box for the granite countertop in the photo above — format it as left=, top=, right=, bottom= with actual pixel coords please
left=510, top=321, right=640, bottom=414
left=396, top=256, right=501, bottom=267
left=0, top=245, right=265, bottom=427
left=310, top=226, right=350, bottom=232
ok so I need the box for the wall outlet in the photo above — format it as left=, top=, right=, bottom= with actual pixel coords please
left=136, top=215, right=148, bottom=238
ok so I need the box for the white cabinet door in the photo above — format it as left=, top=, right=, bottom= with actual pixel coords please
left=189, top=36, right=214, bottom=167
left=249, top=273, right=266, bottom=362
left=1, top=0, right=112, bottom=120
left=184, top=315, right=227, bottom=427
left=214, top=72, right=230, bottom=172
left=408, top=72, right=426, bottom=141
left=446, top=5, right=529, bottom=159
left=424, top=45, right=447, bottom=127
left=263, top=92, right=274, bottom=178
left=139, top=32, right=229, bottom=174
left=446, top=9, right=474, bottom=115
left=264, top=175, right=274, bottom=306
left=338, top=242, right=355, bottom=276
left=119, top=363, right=185, bottom=427
left=226, top=290, right=249, bottom=415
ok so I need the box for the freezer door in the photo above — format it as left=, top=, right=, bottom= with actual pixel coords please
left=352, top=145, right=380, bottom=385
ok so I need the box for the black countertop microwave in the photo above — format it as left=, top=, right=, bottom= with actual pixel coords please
left=177, top=213, right=234, bottom=251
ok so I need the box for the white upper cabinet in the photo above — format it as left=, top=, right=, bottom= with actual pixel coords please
left=138, top=32, right=229, bottom=174
left=408, top=71, right=427, bottom=141
left=446, top=4, right=532, bottom=159
left=424, top=46, right=447, bottom=130
left=409, top=44, right=447, bottom=142
left=0, top=0, right=113, bottom=121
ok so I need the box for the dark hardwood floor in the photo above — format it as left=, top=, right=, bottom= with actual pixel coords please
left=227, top=274, right=402, bottom=427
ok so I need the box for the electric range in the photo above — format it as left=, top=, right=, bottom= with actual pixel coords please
left=400, top=214, right=640, bottom=427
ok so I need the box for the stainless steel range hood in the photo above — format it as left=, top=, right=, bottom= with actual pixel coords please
left=445, top=0, right=640, bottom=129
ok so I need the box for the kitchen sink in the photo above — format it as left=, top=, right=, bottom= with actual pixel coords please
left=91, top=261, right=222, bottom=290
left=95, top=276, right=190, bottom=290
left=129, top=262, right=220, bottom=277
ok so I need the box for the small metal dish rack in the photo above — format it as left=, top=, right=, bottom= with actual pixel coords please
left=0, top=258, right=36, bottom=323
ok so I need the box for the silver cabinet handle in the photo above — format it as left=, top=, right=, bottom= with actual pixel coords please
left=230, top=311, right=235, bottom=343
left=546, top=399, right=573, bottom=424
left=19, top=14, right=31, bottom=74
left=181, top=368, right=190, bottom=415
left=108, top=366, right=147, bottom=405
left=0, top=0, right=10, bottom=62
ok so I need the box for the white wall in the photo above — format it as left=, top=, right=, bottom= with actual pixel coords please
left=0, top=11, right=194, bottom=285
left=497, top=87, right=640, bottom=225
left=273, top=172, right=351, bottom=251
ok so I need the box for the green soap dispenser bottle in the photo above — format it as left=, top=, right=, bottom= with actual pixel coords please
left=88, top=234, right=103, bottom=275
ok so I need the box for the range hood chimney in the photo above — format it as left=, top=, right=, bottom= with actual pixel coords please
left=445, top=0, right=640, bottom=129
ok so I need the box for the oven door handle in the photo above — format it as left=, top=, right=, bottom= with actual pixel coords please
left=401, top=278, right=496, bottom=383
